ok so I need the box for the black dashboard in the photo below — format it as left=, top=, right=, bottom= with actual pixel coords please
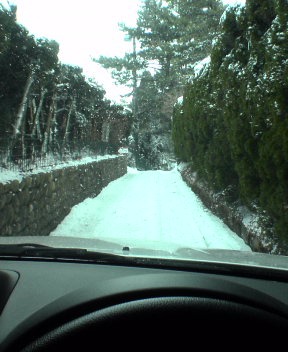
left=1, top=258, right=288, bottom=351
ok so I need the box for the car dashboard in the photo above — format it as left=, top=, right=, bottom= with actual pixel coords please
left=1, top=257, right=288, bottom=351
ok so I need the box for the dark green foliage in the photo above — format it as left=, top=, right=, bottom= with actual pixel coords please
left=96, top=0, right=224, bottom=93
left=172, top=0, right=288, bottom=243
left=132, top=71, right=167, bottom=169
left=0, top=5, right=129, bottom=167
left=135, top=0, right=225, bottom=89
left=246, top=0, right=276, bottom=34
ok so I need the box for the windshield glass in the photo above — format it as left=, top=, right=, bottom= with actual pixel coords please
left=1, top=0, right=287, bottom=268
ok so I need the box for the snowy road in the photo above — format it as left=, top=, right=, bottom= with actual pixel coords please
left=51, top=168, right=251, bottom=252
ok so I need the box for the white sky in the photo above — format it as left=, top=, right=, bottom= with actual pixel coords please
left=3, top=0, right=245, bottom=103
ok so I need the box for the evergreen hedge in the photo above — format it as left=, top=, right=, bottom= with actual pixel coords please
left=172, top=0, right=288, bottom=247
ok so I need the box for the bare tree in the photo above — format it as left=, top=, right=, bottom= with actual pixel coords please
left=12, top=71, right=35, bottom=138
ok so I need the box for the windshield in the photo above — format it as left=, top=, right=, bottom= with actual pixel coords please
left=0, top=0, right=287, bottom=268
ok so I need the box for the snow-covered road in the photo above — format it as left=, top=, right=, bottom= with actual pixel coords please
left=51, top=168, right=251, bottom=252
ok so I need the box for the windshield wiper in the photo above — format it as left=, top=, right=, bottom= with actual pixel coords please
left=0, top=243, right=130, bottom=264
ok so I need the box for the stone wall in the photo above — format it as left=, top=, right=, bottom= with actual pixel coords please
left=0, top=156, right=127, bottom=236
left=180, top=166, right=279, bottom=254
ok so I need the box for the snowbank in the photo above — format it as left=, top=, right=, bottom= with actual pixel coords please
left=0, top=155, right=119, bottom=184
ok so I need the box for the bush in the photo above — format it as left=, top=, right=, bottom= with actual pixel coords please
left=172, top=0, right=288, bottom=244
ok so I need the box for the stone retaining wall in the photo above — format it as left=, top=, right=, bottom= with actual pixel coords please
left=180, top=166, right=278, bottom=254
left=0, top=156, right=127, bottom=236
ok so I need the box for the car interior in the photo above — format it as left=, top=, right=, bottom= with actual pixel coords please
left=1, top=252, right=288, bottom=351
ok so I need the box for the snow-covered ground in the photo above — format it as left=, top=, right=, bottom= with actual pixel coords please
left=51, top=167, right=251, bottom=253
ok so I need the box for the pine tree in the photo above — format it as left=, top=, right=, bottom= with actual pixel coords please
left=95, top=0, right=224, bottom=170
left=132, top=70, right=166, bottom=169
left=165, top=0, right=225, bottom=77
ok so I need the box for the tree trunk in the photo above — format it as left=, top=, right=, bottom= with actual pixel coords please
left=41, top=90, right=57, bottom=155
left=12, top=71, right=34, bottom=138
left=131, top=35, right=138, bottom=118
left=63, top=97, right=75, bottom=148
left=101, top=121, right=110, bottom=142
left=31, top=87, right=47, bottom=141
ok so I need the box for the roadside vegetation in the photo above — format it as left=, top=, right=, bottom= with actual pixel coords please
left=97, top=0, right=225, bottom=170
left=2, top=0, right=288, bottom=251
left=0, top=5, right=130, bottom=171
left=172, top=0, right=288, bottom=249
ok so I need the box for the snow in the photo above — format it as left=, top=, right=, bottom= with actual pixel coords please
left=51, top=167, right=251, bottom=253
left=176, top=96, right=183, bottom=105
left=192, top=56, right=211, bottom=78
left=118, top=147, right=129, bottom=154
left=220, top=3, right=245, bottom=25
left=0, top=155, right=119, bottom=184
left=0, top=169, right=24, bottom=184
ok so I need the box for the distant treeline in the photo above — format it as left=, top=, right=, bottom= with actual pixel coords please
left=172, top=0, right=288, bottom=247
left=0, top=5, right=130, bottom=169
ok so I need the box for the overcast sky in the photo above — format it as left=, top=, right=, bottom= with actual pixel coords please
left=4, top=0, right=246, bottom=103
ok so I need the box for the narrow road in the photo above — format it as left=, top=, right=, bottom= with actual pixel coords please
left=51, top=168, right=251, bottom=252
